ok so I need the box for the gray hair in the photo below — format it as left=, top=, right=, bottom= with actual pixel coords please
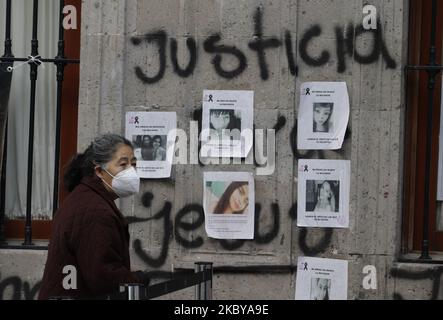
left=90, top=134, right=133, bottom=168
left=64, top=134, right=133, bottom=192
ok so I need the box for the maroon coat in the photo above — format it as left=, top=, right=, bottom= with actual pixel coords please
left=38, top=175, right=140, bottom=300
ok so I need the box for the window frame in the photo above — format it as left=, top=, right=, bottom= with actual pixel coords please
left=1, top=0, right=80, bottom=242
left=402, top=0, right=443, bottom=254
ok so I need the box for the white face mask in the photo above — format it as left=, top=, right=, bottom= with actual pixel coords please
left=102, top=166, right=140, bottom=198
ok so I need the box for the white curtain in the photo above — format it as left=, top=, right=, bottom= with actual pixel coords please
left=438, top=77, right=443, bottom=230
left=0, top=0, right=58, bottom=220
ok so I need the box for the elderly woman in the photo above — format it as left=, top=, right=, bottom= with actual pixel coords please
left=38, top=134, right=148, bottom=300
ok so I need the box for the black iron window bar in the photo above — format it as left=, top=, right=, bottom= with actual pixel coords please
left=404, top=0, right=443, bottom=260
left=0, top=0, right=79, bottom=247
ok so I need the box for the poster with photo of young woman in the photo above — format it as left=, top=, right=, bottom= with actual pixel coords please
left=201, top=90, right=254, bottom=158
left=297, top=82, right=349, bottom=150
left=125, top=112, right=176, bottom=178
left=295, top=256, right=348, bottom=300
left=297, top=159, right=350, bottom=228
left=203, top=171, right=255, bottom=239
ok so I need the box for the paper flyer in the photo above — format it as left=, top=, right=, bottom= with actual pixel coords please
left=295, top=256, right=348, bottom=300
left=297, top=159, right=350, bottom=228
left=125, top=112, right=176, bottom=178
left=297, top=82, right=349, bottom=150
left=203, top=171, right=255, bottom=239
left=201, top=90, right=254, bottom=158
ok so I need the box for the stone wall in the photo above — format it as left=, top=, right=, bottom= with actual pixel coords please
left=2, top=0, right=443, bottom=300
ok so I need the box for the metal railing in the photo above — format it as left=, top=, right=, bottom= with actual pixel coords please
left=47, top=262, right=213, bottom=300
left=119, top=262, right=213, bottom=300
left=0, top=0, right=80, bottom=245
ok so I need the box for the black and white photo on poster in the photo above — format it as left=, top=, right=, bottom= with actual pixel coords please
left=305, top=180, right=340, bottom=213
left=297, top=159, right=350, bottom=228
left=209, top=109, right=242, bottom=141
left=132, top=135, right=167, bottom=161
left=125, top=112, right=176, bottom=178
left=297, top=82, right=349, bottom=150
left=310, top=277, right=332, bottom=300
left=203, top=171, right=255, bottom=239
left=295, top=256, right=348, bottom=300
left=313, top=102, right=334, bottom=133
left=201, top=90, right=253, bottom=158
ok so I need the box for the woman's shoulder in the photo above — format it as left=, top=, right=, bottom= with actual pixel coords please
left=61, top=184, right=115, bottom=215
left=53, top=187, right=112, bottom=230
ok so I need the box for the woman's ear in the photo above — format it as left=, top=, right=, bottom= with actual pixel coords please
left=94, top=165, right=105, bottom=180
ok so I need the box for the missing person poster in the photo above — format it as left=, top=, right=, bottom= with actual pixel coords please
left=295, top=256, right=348, bottom=300
left=203, top=171, right=254, bottom=239
left=125, top=112, right=176, bottom=178
left=297, top=159, right=350, bottom=228
left=297, top=82, right=349, bottom=150
left=201, top=90, right=254, bottom=158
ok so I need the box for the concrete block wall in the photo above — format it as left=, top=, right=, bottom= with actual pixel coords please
left=2, top=0, right=443, bottom=300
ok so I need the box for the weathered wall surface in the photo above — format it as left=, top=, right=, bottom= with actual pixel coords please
left=2, top=0, right=443, bottom=300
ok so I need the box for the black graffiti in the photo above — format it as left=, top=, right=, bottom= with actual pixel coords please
left=203, top=34, right=248, bottom=79
left=174, top=204, right=205, bottom=248
left=126, top=192, right=164, bottom=224
left=273, top=115, right=287, bottom=133
left=219, top=203, right=281, bottom=249
left=390, top=267, right=443, bottom=300
left=290, top=201, right=331, bottom=258
left=170, top=37, right=197, bottom=78
left=299, top=20, right=397, bottom=72
left=142, top=192, right=154, bottom=208
left=248, top=7, right=281, bottom=80
left=23, top=281, right=42, bottom=300
left=0, top=276, right=21, bottom=300
left=298, top=227, right=333, bottom=256
left=191, top=108, right=207, bottom=168
left=299, top=25, right=330, bottom=67
left=335, top=21, right=397, bottom=73
left=131, top=30, right=167, bottom=84
left=133, top=201, right=173, bottom=268
left=133, top=190, right=334, bottom=269
left=254, top=203, right=280, bottom=244
left=219, top=239, right=246, bottom=251
left=0, top=275, right=41, bottom=300
left=284, top=31, right=298, bottom=76
left=130, top=7, right=397, bottom=84
left=288, top=202, right=297, bottom=220
left=192, top=108, right=202, bottom=126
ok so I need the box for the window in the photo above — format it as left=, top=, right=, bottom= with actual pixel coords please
left=0, top=0, right=80, bottom=243
left=402, top=0, right=443, bottom=256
